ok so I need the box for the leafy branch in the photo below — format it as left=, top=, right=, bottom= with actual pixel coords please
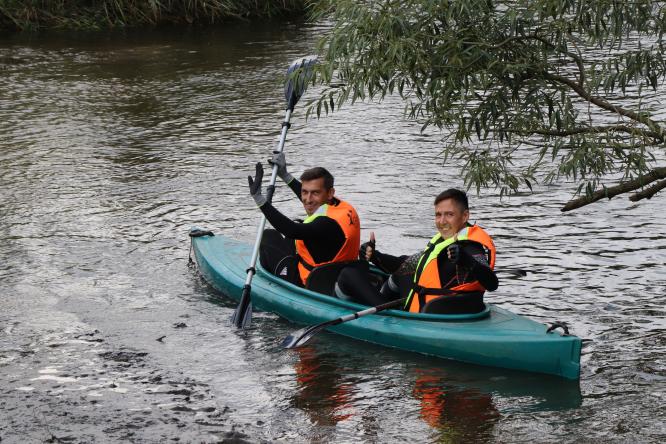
left=306, top=0, right=666, bottom=211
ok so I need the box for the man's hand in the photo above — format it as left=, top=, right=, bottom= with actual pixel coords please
left=359, top=232, right=376, bottom=261
left=446, top=243, right=461, bottom=264
left=447, top=243, right=475, bottom=267
left=248, top=162, right=267, bottom=207
left=268, top=152, right=294, bottom=184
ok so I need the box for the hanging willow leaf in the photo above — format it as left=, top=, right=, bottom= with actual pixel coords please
left=307, top=0, right=666, bottom=210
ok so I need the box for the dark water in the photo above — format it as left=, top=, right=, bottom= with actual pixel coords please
left=1, top=22, right=665, bottom=443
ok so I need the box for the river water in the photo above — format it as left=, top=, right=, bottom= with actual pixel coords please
left=1, top=21, right=664, bottom=443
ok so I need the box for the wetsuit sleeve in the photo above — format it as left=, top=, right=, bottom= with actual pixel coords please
left=286, top=177, right=301, bottom=200
left=371, top=250, right=409, bottom=274
left=258, top=202, right=333, bottom=240
left=461, top=242, right=498, bottom=291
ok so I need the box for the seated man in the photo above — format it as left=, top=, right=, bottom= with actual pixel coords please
left=248, top=152, right=361, bottom=288
left=337, top=188, right=498, bottom=314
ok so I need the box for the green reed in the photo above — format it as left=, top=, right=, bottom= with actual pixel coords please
left=0, top=0, right=308, bottom=31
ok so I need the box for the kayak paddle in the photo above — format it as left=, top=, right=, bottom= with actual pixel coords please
left=231, top=55, right=318, bottom=329
left=282, top=297, right=407, bottom=349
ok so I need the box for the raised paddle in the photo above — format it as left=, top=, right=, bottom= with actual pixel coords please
left=231, top=55, right=318, bottom=329
left=282, top=297, right=408, bottom=349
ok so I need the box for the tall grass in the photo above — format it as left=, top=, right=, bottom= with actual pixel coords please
left=0, top=0, right=308, bottom=32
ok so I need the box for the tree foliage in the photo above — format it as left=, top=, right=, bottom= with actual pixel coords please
left=306, top=0, right=666, bottom=210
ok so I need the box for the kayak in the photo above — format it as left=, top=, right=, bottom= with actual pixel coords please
left=190, top=230, right=582, bottom=380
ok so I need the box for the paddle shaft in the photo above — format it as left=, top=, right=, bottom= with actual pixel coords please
left=324, top=289, right=457, bottom=328
left=333, top=297, right=407, bottom=325
left=232, top=108, right=293, bottom=327
left=282, top=296, right=408, bottom=348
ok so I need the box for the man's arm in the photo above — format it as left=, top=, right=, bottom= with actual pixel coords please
left=270, top=152, right=301, bottom=200
left=258, top=202, right=326, bottom=240
left=285, top=177, right=301, bottom=200
left=259, top=203, right=346, bottom=263
left=458, top=242, right=498, bottom=291
left=369, top=249, right=410, bottom=274
left=359, top=235, right=410, bottom=273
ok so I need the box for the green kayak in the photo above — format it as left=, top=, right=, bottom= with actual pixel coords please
left=190, top=231, right=582, bottom=380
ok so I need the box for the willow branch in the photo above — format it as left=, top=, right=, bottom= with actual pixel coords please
left=629, top=178, right=666, bottom=201
left=520, top=141, right=652, bottom=152
left=561, top=166, right=666, bottom=211
left=471, top=34, right=585, bottom=85
left=530, top=34, right=585, bottom=86
left=545, top=73, right=665, bottom=140
left=500, top=124, right=662, bottom=140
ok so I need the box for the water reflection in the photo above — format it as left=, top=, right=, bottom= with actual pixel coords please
left=412, top=369, right=499, bottom=443
left=284, top=338, right=582, bottom=442
left=290, top=346, right=354, bottom=427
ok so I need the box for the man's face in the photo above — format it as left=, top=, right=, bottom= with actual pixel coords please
left=301, top=178, right=335, bottom=216
left=434, top=198, right=469, bottom=239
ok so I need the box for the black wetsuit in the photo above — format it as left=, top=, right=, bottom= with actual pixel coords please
left=258, top=179, right=345, bottom=285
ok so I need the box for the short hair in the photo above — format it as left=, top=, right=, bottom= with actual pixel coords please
left=300, top=167, right=334, bottom=189
left=434, top=188, right=469, bottom=211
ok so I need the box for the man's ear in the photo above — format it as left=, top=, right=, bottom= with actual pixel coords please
left=327, top=187, right=336, bottom=201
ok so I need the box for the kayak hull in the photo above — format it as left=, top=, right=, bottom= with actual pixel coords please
left=191, top=232, right=582, bottom=380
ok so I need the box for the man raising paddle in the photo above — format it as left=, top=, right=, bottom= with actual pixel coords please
left=248, top=152, right=361, bottom=288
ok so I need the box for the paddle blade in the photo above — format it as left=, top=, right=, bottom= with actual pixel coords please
left=230, top=301, right=252, bottom=329
left=282, top=323, right=329, bottom=349
left=496, top=268, right=527, bottom=277
left=282, top=297, right=405, bottom=349
left=231, top=287, right=253, bottom=329
left=285, top=55, right=317, bottom=111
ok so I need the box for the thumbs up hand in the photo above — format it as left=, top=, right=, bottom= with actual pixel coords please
left=359, top=232, right=376, bottom=261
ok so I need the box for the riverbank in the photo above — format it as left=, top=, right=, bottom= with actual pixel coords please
left=0, top=0, right=307, bottom=32
left=0, top=279, right=253, bottom=443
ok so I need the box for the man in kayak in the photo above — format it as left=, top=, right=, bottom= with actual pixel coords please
left=248, top=152, right=361, bottom=288
left=336, top=188, right=498, bottom=314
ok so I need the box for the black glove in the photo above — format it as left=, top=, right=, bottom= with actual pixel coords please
left=447, top=243, right=472, bottom=267
left=359, top=238, right=376, bottom=262
left=248, top=162, right=267, bottom=207
left=268, top=152, right=294, bottom=184
left=446, top=243, right=461, bottom=265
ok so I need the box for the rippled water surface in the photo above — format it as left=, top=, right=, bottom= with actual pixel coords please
left=1, top=23, right=665, bottom=443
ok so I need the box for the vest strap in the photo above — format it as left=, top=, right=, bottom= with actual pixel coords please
left=297, top=255, right=314, bottom=271
left=411, top=284, right=459, bottom=297
left=405, top=238, right=444, bottom=309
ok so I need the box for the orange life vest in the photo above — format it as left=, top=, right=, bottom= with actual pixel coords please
left=295, top=198, right=361, bottom=285
left=406, top=225, right=496, bottom=313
